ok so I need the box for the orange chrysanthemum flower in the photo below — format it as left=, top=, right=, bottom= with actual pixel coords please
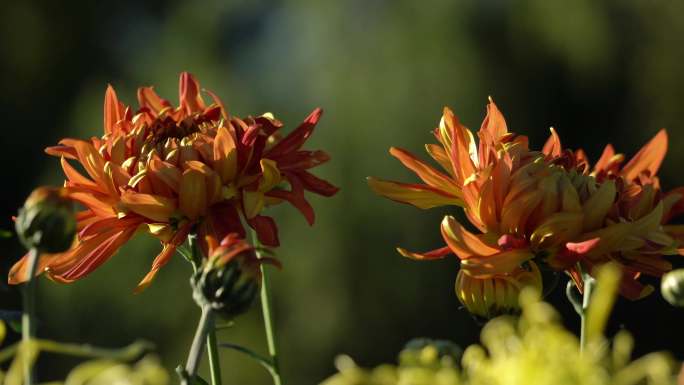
left=9, top=72, right=337, bottom=291
left=370, top=99, right=684, bottom=315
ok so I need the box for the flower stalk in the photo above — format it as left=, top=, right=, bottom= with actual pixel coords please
left=566, top=272, right=596, bottom=354
left=206, top=318, right=222, bottom=385
left=251, top=230, right=282, bottom=385
left=183, top=234, right=223, bottom=385
left=22, top=247, right=40, bottom=385
left=579, top=274, right=595, bottom=353
left=184, top=304, right=213, bottom=381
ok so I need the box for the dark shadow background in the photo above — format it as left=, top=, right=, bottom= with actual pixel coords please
left=1, top=0, right=684, bottom=383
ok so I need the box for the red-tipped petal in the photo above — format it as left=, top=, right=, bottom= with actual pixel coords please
left=480, top=97, right=508, bottom=140
left=178, top=72, right=205, bottom=114
left=542, top=127, right=562, bottom=158
left=621, top=129, right=668, bottom=181
left=247, top=215, right=280, bottom=247
left=137, top=86, right=171, bottom=113
left=104, top=85, right=123, bottom=135
left=265, top=108, right=322, bottom=157
left=396, top=246, right=451, bottom=260
left=296, top=170, right=339, bottom=197
left=135, top=223, right=191, bottom=292
left=389, top=147, right=460, bottom=196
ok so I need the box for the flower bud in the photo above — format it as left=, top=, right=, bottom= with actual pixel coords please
left=191, top=234, right=278, bottom=319
left=15, top=186, right=76, bottom=253
left=661, top=269, right=684, bottom=307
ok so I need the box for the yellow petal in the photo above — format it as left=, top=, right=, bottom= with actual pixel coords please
left=147, top=223, right=173, bottom=242
left=179, top=168, right=207, bottom=220
left=530, top=211, right=583, bottom=250
left=441, top=216, right=499, bottom=259
left=213, top=124, right=237, bottom=182
left=367, top=177, right=462, bottom=209
left=258, top=159, right=281, bottom=192
left=461, top=249, right=535, bottom=277
left=389, top=147, right=461, bottom=196
left=243, top=190, right=265, bottom=219
left=121, top=191, right=177, bottom=222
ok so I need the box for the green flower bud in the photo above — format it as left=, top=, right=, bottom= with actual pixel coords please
left=661, top=269, right=684, bottom=307
left=15, top=186, right=76, bottom=253
left=191, top=234, right=277, bottom=319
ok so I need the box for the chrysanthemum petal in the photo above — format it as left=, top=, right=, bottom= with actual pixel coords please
left=213, top=124, right=238, bottom=182
left=367, top=177, right=462, bottom=209
left=179, top=168, right=207, bottom=220
left=621, top=129, right=668, bottom=181
left=582, top=180, right=616, bottom=231
left=259, top=159, right=281, bottom=192
left=396, top=246, right=451, bottom=260
left=135, top=223, right=191, bottom=293
left=542, top=127, right=562, bottom=158
left=266, top=173, right=316, bottom=225
left=137, top=86, right=170, bottom=113
left=46, top=221, right=140, bottom=282
left=480, top=98, right=508, bottom=141
left=461, top=249, right=535, bottom=277
left=121, top=190, right=177, bottom=222
left=247, top=215, right=280, bottom=247
left=265, top=108, right=322, bottom=158
left=178, top=72, right=206, bottom=114
left=441, top=216, right=499, bottom=259
left=242, top=190, right=265, bottom=219
left=104, top=85, right=123, bottom=135
left=61, top=157, right=98, bottom=190
left=530, top=211, right=583, bottom=249
left=389, top=147, right=461, bottom=196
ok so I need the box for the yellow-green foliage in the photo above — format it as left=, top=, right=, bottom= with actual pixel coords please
left=63, top=357, right=169, bottom=385
left=322, top=266, right=679, bottom=385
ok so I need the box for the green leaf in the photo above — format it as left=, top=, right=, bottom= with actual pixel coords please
left=0, top=230, right=13, bottom=239
left=220, top=343, right=276, bottom=376
left=177, top=245, right=194, bottom=263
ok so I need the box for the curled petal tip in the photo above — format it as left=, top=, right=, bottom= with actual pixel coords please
left=305, top=108, right=323, bottom=124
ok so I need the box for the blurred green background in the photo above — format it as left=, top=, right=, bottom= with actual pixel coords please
left=2, top=0, right=684, bottom=383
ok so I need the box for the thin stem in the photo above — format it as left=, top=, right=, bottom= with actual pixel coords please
left=250, top=230, right=282, bottom=385
left=183, top=233, right=223, bottom=385
left=580, top=275, right=595, bottom=353
left=0, top=339, right=152, bottom=364
left=206, top=317, right=222, bottom=385
left=184, top=305, right=213, bottom=380
left=22, top=248, right=40, bottom=385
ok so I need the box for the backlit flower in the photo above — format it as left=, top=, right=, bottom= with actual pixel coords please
left=369, top=98, right=684, bottom=314
left=9, top=72, right=337, bottom=290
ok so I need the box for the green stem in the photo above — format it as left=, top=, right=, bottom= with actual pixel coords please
left=250, top=230, right=282, bottom=385
left=189, top=233, right=223, bottom=385
left=580, top=275, right=595, bottom=353
left=0, top=339, right=152, bottom=364
left=183, top=233, right=223, bottom=385
left=22, top=248, right=40, bottom=384
left=184, top=305, right=213, bottom=381
left=206, top=317, right=222, bottom=385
